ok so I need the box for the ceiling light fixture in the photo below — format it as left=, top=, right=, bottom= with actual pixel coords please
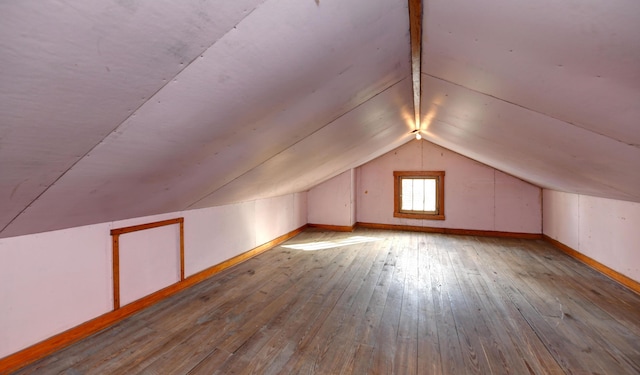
left=410, top=128, right=422, bottom=140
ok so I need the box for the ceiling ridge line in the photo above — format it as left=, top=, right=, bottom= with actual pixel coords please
left=0, top=3, right=267, bottom=235
left=422, top=72, right=640, bottom=149
left=408, top=0, right=422, bottom=131
left=185, top=75, right=411, bottom=210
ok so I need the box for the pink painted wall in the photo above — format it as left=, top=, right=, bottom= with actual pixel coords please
left=0, top=192, right=307, bottom=359
left=185, top=193, right=307, bottom=276
left=351, top=169, right=357, bottom=225
left=307, top=170, right=356, bottom=227
left=543, top=190, right=640, bottom=283
left=356, top=140, right=542, bottom=232
left=0, top=224, right=112, bottom=360
left=119, top=225, right=181, bottom=306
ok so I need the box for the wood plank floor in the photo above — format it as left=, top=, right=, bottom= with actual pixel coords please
left=13, top=228, right=640, bottom=374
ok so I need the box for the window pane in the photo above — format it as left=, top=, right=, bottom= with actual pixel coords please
left=424, top=178, right=436, bottom=211
left=400, top=177, right=437, bottom=213
left=412, top=179, right=424, bottom=211
left=401, top=179, right=413, bottom=210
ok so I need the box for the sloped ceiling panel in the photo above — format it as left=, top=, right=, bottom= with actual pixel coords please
left=421, top=0, right=640, bottom=201
left=421, top=75, right=640, bottom=202
left=0, top=0, right=266, bottom=234
left=192, top=78, right=413, bottom=208
left=4, top=0, right=638, bottom=238
left=0, top=0, right=412, bottom=237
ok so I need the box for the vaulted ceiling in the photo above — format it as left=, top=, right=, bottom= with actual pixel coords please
left=1, top=0, right=639, bottom=238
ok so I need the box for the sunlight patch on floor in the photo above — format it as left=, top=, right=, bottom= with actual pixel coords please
left=283, top=236, right=380, bottom=251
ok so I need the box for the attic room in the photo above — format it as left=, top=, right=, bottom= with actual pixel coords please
left=1, top=0, right=639, bottom=373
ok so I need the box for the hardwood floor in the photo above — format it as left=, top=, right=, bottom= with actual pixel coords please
left=13, top=228, right=640, bottom=374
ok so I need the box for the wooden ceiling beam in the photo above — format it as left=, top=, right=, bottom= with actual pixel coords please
left=408, top=0, right=422, bottom=130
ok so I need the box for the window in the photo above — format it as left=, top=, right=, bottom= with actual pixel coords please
left=393, top=171, right=445, bottom=220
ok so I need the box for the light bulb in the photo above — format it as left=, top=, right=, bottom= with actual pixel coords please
left=415, top=132, right=422, bottom=140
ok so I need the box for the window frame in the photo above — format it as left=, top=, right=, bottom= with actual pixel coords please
left=393, top=171, right=445, bottom=220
